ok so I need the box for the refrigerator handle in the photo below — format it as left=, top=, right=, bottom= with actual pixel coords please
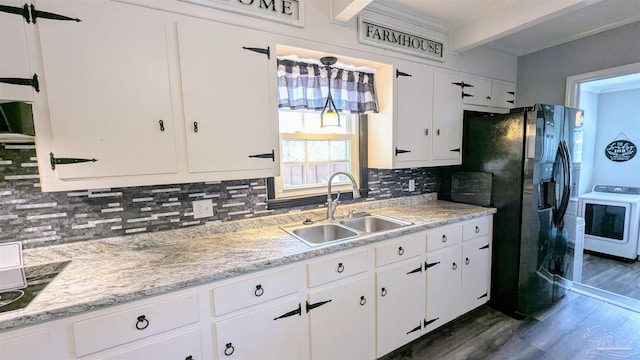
left=555, top=141, right=572, bottom=226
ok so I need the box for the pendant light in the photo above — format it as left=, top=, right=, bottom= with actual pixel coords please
left=320, top=56, right=340, bottom=127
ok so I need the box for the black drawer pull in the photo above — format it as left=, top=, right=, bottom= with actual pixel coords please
left=360, top=296, right=366, bottom=306
left=193, top=121, right=198, bottom=133
left=159, top=119, right=165, bottom=132
left=475, top=226, right=480, bottom=233
left=398, top=246, right=405, bottom=256
left=465, top=257, right=470, bottom=265
left=337, top=262, right=344, bottom=273
left=254, top=284, right=264, bottom=297
left=442, top=235, right=447, bottom=243
left=381, top=287, right=387, bottom=297
left=224, top=343, right=235, bottom=356
left=135, top=315, right=149, bottom=330
left=452, top=262, right=457, bottom=270
left=185, top=356, right=193, bottom=360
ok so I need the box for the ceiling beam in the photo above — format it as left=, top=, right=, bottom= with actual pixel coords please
left=450, top=0, right=600, bottom=53
left=330, top=0, right=373, bottom=23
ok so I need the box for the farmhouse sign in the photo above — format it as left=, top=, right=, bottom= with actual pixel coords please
left=181, top=0, right=303, bottom=27
left=358, top=17, right=444, bottom=61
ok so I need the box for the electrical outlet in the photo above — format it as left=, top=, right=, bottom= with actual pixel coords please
left=193, top=199, right=214, bottom=219
left=408, top=179, right=416, bottom=192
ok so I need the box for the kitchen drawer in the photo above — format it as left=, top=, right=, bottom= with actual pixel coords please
left=426, top=224, right=462, bottom=252
left=375, top=232, right=425, bottom=267
left=73, top=294, right=199, bottom=357
left=0, top=329, right=51, bottom=359
left=212, top=267, right=299, bottom=316
left=462, top=216, right=491, bottom=241
left=308, top=249, right=368, bottom=288
left=93, top=327, right=202, bottom=360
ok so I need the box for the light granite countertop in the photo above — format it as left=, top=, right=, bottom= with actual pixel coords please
left=0, top=194, right=496, bottom=331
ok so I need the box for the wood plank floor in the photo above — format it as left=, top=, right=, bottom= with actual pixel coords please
left=581, top=253, right=640, bottom=300
left=381, top=291, right=640, bottom=360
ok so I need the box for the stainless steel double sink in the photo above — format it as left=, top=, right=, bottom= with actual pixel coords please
left=281, top=213, right=413, bottom=247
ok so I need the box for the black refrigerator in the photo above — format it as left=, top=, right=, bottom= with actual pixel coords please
left=461, top=104, right=584, bottom=318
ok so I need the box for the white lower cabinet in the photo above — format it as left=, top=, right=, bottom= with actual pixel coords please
left=213, top=297, right=307, bottom=360
left=0, top=215, right=493, bottom=360
left=375, top=258, right=425, bottom=358
left=307, top=275, right=374, bottom=360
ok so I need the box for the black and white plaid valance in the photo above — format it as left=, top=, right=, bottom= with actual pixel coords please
left=277, top=58, right=378, bottom=114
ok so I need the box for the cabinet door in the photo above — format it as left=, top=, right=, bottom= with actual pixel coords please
left=0, top=329, right=51, bottom=359
left=97, top=328, right=202, bottom=360
left=462, top=74, right=492, bottom=106
left=307, top=276, right=374, bottom=360
left=177, top=22, right=278, bottom=175
left=491, top=80, right=516, bottom=109
left=0, top=0, right=35, bottom=101
left=461, top=236, right=491, bottom=313
left=376, top=259, right=425, bottom=358
left=395, top=64, right=433, bottom=165
left=432, top=71, right=462, bottom=163
left=37, top=0, right=177, bottom=179
left=214, top=298, right=306, bottom=359
left=425, top=245, right=461, bottom=332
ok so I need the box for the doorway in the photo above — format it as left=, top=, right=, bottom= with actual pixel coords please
left=566, top=61, right=640, bottom=311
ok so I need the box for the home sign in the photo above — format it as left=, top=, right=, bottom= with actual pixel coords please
left=181, top=0, right=303, bottom=27
left=604, top=139, right=637, bottom=162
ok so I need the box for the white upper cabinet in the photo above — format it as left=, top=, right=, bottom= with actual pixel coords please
left=177, top=21, right=278, bottom=176
left=461, top=74, right=492, bottom=107
left=0, top=0, right=36, bottom=102
left=491, top=80, right=517, bottom=109
left=432, top=70, right=463, bottom=164
left=36, top=0, right=178, bottom=180
left=368, top=62, right=463, bottom=169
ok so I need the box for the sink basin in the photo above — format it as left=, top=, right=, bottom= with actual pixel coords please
left=340, top=214, right=411, bottom=233
left=285, top=224, right=359, bottom=246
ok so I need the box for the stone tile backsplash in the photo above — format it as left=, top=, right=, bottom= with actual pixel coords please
left=1, top=144, right=446, bottom=248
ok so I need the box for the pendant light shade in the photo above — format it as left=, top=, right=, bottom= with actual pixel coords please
left=320, top=56, right=341, bottom=127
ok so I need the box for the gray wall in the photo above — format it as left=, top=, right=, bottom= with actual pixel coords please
left=516, top=21, right=640, bottom=106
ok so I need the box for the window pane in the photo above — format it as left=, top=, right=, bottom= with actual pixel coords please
left=282, top=164, right=306, bottom=186
left=331, top=162, right=350, bottom=178
left=282, top=140, right=306, bottom=162
left=330, top=140, right=350, bottom=160
left=307, top=140, right=329, bottom=161
left=308, top=163, right=329, bottom=184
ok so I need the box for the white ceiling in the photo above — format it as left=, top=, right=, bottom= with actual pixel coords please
left=364, top=0, right=640, bottom=56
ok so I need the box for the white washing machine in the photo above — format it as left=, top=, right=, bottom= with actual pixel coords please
left=578, top=185, right=640, bottom=260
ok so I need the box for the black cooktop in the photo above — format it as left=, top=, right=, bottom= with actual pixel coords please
left=0, top=261, right=69, bottom=314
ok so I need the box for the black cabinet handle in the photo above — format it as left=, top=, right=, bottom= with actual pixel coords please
left=49, top=152, right=97, bottom=170
left=242, top=46, right=270, bottom=59
left=396, top=69, right=412, bottom=78
left=224, top=343, right=235, bottom=356
left=452, top=262, right=457, bottom=270
left=436, top=129, right=441, bottom=136
left=475, top=226, right=480, bottom=233
left=306, top=299, right=332, bottom=313
left=273, top=303, right=301, bottom=320
left=185, top=356, right=193, bottom=360
left=193, top=121, right=198, bottom=133
left=336, top=262, right=344, bottom=273
left=159, top=120, right=165, bottom=132
left=381, top=287, right=387, bottom=297
left=398, top=246, right=404, bottom=256
left=465, top=257, right=470, bottom=265
left=254, top=284, right=264, bottom=297
left=248, top=149, right=275, bottom=162
left=0, top=73, right=39, bottom=92
left=441, top=235, right=447, bottom=242
left=360, top=296, right=366, bottom=306
left=135, top=315, right=149, bottom=330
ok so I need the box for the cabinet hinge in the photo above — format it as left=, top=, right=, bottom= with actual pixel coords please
left=452, top=81, right=474, bottom=88
left=248, top=149, right=275, bottom=162
left=305, top=299, right=332, bottom=313
left=477, top=293, right=488, bottom=300
left=273, top=303, right=301, bottom=320
left=507, top=100, right=515, bottom=104
left=479, top=244, right=489, bottom=250
left=395, top=148, right=410, bottom=156
left=462, top=92, right=473, bottom=99
left=0, top=3, right=30, bottom=23
left=242, top=46, right=270, bottom=59
left=508, top=91, right=515, bottom=95
left=29, top=4, right=81, bottom=23
left=49, top=152, right=97, bottom=170
left=406, top=323, right=421, bottom=335
left=425, top=261, right=440, bottom=269
left=450, top=148, right=461, bottom=153
left=406, top=265, right=422, bottom=275
left=396, top=69, right=412, bottom=78
left=0, top=74, right=39, bottom=92
left=424, top=318, right=439, bottom=326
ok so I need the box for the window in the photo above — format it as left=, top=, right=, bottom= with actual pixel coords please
left=274, top=109, right=359, bottom=199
